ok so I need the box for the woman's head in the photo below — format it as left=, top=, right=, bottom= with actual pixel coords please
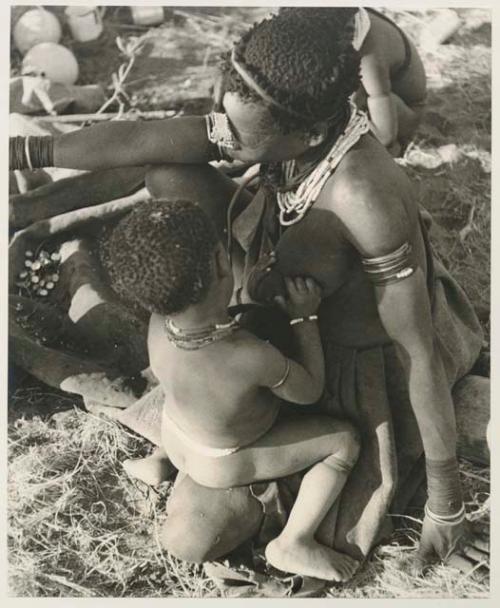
left=216, top=8, right=360, bottom=161
left=106, top=199, right=221, bottom=316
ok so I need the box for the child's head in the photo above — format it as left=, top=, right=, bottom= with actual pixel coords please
left=106, top=199, right=221, bottom=316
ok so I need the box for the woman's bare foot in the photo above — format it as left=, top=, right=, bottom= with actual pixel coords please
left=122, top=452, right=174, bottom=486
left=265, top=534, right=359, bottom=582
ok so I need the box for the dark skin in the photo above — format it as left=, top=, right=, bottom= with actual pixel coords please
left=45, top=94, right=482, bottom=571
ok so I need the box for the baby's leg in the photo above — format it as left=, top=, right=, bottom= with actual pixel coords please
left=123, top=446, right=174, bottom=486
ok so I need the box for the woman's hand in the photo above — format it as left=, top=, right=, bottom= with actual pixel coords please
left=411, top=515, right=489, bottom=574
left=274, top=276, right=322, bottom=318
left=417, top=515, right=465, bottom=564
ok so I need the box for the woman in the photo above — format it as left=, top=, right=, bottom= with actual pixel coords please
left=10, top=10, right=483, bottom=571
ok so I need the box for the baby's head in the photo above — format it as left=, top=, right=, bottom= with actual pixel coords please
left=106, top=199, right=226, bottom=316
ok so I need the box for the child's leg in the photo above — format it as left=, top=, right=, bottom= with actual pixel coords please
left=123, top=446, right=175, bottom=486
left=183, top=414, right=358, bottom=489
left=265, top=456, right=356, bottom=581
left=183, top=414, right=360, bottom=580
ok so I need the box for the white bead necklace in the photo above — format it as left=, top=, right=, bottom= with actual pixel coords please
left=277, top=105, right=370, bottom=226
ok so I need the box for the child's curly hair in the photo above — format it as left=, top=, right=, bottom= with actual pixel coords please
left=218, top=8, right=360, bottom=133
left=103, top=199, right=219, bottom=316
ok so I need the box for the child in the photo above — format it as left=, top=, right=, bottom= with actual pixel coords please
left=107, top=199, right=360, bottom=582
left=279, top=7, right=427, bottom=155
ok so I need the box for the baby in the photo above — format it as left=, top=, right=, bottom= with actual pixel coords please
left=279, top=7, right=427, bottom=155
left=107, top=199, right=360, bottom=582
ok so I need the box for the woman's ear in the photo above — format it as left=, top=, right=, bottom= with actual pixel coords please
left=214, top=242, right=232, bottom=279
left=306, top=122, right=329, bottom=147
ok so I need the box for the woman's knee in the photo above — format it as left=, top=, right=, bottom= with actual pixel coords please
left=145, top=164, right=225, bottom=199
left=145, top=164, right=235, bottom=238
left=160, top=476, right=263, bottom=562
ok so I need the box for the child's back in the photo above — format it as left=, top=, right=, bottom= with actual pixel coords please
left=359, top=9, right=426, bottom=107
left=148, top=313, right=281, bottom=450
left=278, top=7, right=427, bottom=153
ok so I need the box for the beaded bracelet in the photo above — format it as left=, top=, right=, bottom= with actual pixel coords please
left=424, top=502, right=466, bottom=526
left=289, top=315, right=318, bottom=326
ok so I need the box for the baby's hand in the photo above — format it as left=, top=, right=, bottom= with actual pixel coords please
left=274, top=277, right=322, bottom=318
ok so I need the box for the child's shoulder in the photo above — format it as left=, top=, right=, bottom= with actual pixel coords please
left=225, top=329, right=278, bottom=372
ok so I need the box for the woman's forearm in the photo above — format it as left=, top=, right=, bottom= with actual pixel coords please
left=52, top=115, right=218, bottom=170
left=402, top=341, right=458, bottom=460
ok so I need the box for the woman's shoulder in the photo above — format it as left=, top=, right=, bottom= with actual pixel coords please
left=330, top=136, right=410, bottom=198
left=320, top=136, right=416, bottom=237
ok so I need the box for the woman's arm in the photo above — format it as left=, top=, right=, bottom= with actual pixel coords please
left=335, top=177, right=466, bottom=562
left=12, top=115, right=220, bottom=171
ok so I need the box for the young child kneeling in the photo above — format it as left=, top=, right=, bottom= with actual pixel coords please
left=279, top=7, right=427, bottom=156
left=107, top=199, right=360, bottom=582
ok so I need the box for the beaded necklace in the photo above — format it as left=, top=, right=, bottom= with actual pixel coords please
left=276, top=103, right=370, bottom=226
left=164, top=317, right=240, bottom=350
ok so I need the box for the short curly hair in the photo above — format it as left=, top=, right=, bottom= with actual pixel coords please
left=218, top=8, right=360, bottom=133
left=103, top=199, right=219, bottom=316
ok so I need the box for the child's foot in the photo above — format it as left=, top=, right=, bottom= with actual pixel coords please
left=122, top=453, right=174, bottom=486
left=265, top=534, right=359, bottom=582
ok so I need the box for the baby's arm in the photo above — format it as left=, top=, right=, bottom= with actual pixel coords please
left=360, top=54, right=398, bottom=148
left=245, top=277, right=325, bottom=404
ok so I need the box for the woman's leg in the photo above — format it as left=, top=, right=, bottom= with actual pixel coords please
left=146, top=164, right=252, bottom=239
left=161, top=473, right=263, bottom=563
left=145, top=163, right=250, bottom=285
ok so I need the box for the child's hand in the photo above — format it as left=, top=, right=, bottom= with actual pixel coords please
left=274, top=277, right=322, bottom=318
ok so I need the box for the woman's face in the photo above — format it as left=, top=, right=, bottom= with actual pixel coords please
left=221, top=92, right=312, bottom=163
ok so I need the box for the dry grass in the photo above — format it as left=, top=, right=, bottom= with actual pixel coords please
left=8, top=403, right=218, bottom=598
left=8, top=6, right=490, bottom=599
left=8, top=390, right=490, bottom=598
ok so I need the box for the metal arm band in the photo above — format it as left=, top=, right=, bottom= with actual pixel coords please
left=271, top=357, right=291, bottom=389
left=361, top=241, right=416, bottom=285
left=424, top=502, right=466, bottom=526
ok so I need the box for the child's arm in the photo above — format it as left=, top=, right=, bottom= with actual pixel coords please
left=360, top=54, right=398, bottom=148
left=244, top=277, right=325, bottom=404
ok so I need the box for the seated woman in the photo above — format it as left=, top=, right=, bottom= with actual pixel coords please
left=10, top=9, right=482, bottom=572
